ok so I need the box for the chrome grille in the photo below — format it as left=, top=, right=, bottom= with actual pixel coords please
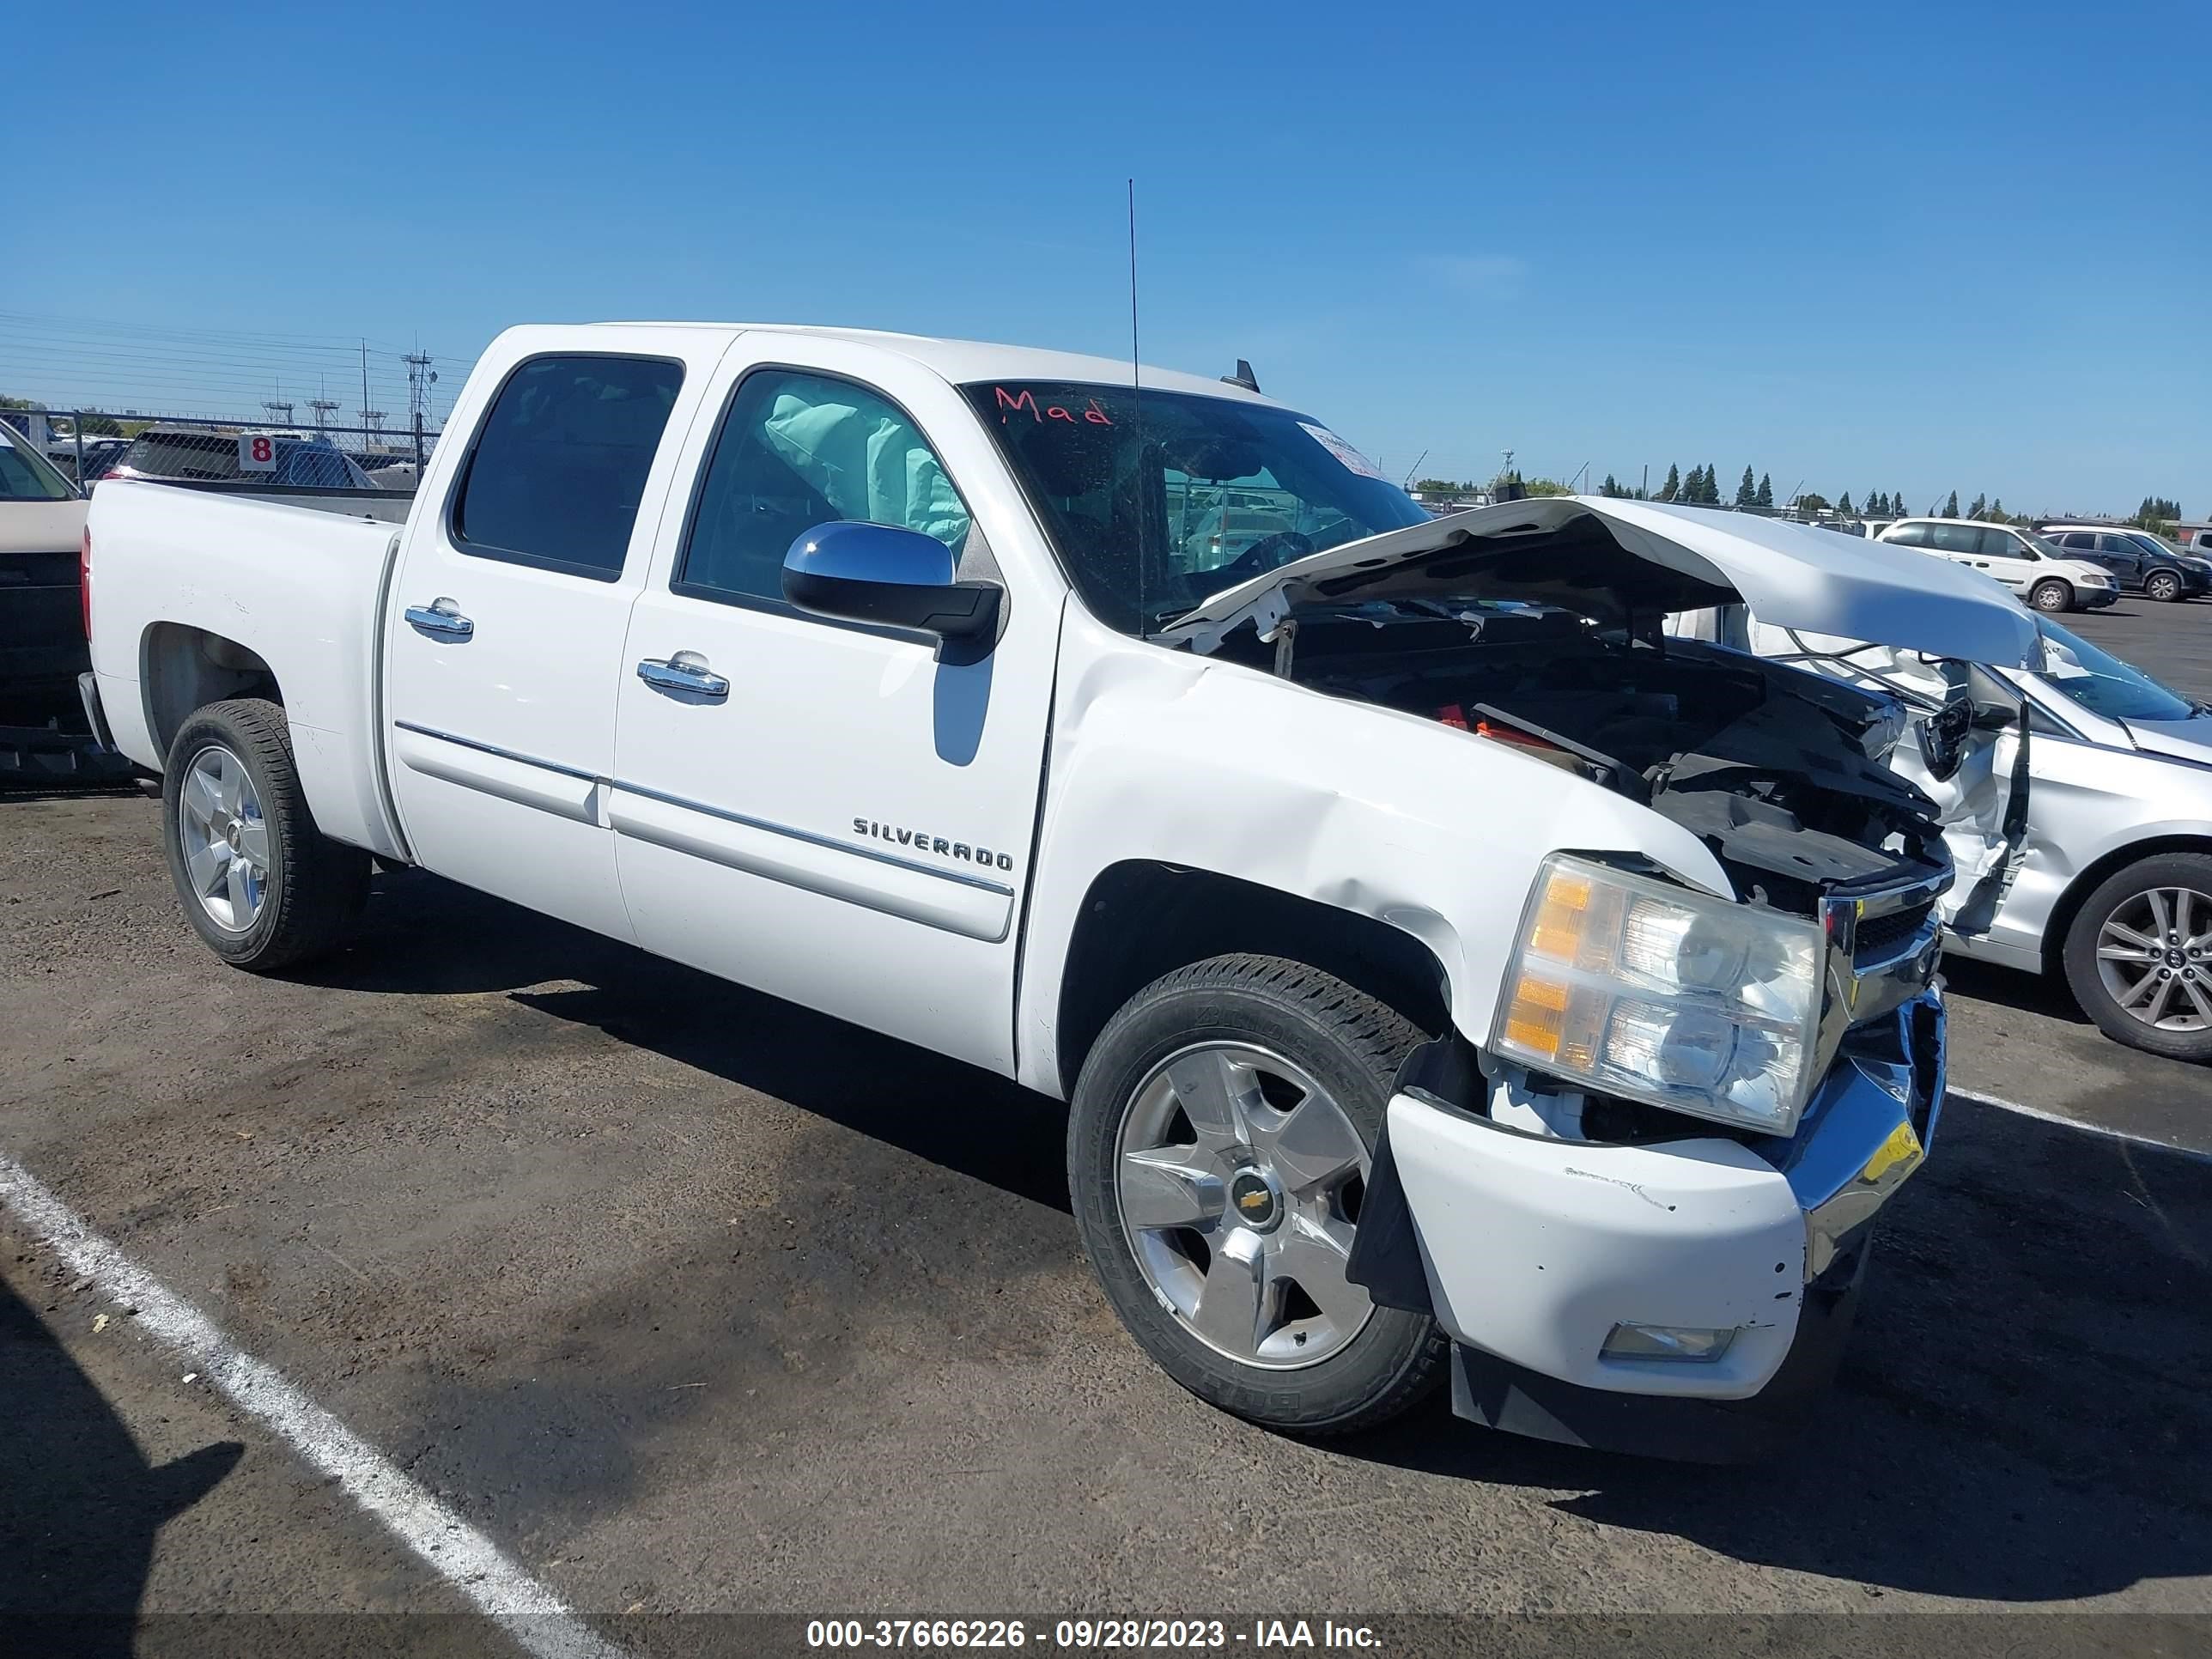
left=1853, top=902, right=1937, bottom=969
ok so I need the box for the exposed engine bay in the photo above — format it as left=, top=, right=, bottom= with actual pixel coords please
left=1212, top=601, right=1952, bottom=919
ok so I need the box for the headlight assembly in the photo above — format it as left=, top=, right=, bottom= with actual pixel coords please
left=1492, top=854, right=1824, bottom=1134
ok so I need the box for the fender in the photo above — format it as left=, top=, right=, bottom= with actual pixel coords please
left=1012, top=607, right=1736, bottom=1097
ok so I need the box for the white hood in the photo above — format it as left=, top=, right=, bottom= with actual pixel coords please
left=1162, top=497, right=2044, bottom=669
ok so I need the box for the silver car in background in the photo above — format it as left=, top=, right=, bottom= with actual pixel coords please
left=1716, top=611, right=2212, bottom=1062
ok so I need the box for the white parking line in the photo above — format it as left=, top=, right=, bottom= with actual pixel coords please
left=1949, top=1086, right=2212, bottom=1164
left=0, top=1152, right=626, bottom=1659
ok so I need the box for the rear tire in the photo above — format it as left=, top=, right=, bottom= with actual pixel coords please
left=2030, top=579, right=2075, bottom=613
left=2147, top=570, right=2184, bottom=603
left=2061, top=854, right=2212, bottom=1063
left=1067, top=954, right=1448, bottom=1435
left=161, top=698, right=369, bottom=972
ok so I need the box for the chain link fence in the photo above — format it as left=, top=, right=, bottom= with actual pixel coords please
left=1, top=406, right=440, bottom=494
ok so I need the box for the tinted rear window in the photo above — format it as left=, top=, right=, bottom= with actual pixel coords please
left=452, top=355, right=684, bottom=579
left=119, top=429, right=242, bottom=480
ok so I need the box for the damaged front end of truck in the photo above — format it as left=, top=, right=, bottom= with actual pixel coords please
left=1160, top=498, right=2039, bottom=1459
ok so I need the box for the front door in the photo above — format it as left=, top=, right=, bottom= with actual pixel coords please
left=609, top=339, right=1058, bottom=1073
left=383, top=336, right=720, bottom=940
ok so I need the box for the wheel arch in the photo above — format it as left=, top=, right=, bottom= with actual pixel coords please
left=1050, top=860, right=1455, bottom=1099
left=141, top=622, right=283, bottom=765
left=2045, top=832, right=2212, bottom=972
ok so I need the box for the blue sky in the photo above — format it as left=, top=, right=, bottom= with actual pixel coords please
left=9, top=0, right=2208, bottom=515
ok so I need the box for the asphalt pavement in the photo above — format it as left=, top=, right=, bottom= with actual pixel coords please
left=3, top=596, right=2209, bottom=1656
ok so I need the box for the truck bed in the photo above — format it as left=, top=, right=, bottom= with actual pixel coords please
left=86, top=480, right=408, bottom=858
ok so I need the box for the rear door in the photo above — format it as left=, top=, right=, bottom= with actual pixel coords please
left=381, top=331, right=726, bottom=941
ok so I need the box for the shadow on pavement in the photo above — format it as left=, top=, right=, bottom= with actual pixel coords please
left=1940, top=953, right=2090, bottom=1026
left=303, top=870, right=2212, bottom=1602
left=1336, top=1090, right=2212, bottom=1601
left=304, top=866, right=1073, bottom=1212
left=0, top=1276, right=241, bottom=1647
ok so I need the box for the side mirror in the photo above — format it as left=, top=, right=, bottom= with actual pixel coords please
left=782, top=521, right=1002, bottom=663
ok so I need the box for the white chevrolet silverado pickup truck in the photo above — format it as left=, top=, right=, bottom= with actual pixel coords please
left=84, top=323, right=2040, bottom=1461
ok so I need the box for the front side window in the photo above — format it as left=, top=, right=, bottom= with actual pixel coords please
left=676, top=369, right=970, bottom=605
left=0, top=429, right=74, bottom=501
left=964, top=380, right=1429, bottom=634
left=1977, top=528, right=2032, bottom=559
left=452, top=355, right=684, bottom=579
left=2123, top=532, right=2182, bottom=561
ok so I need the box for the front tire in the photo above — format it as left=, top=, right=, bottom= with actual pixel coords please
left=2061, top=854, right=2212, bottom=1062
left=2030, top=579, right=2075, bottom=613
left=1067, top=954, right=1447, bottom=1435
left=2147, top=570, right=2184, bottom=603
left=161, top=698, right=369, bottom=972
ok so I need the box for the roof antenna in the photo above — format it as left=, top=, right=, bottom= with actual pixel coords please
left=1222, top=359, right=1260, bottom=393
left=1128, top=179, right=1146, bottom=637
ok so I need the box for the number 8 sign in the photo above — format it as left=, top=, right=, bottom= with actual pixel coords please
left=238, top=433, right=277, bottom=472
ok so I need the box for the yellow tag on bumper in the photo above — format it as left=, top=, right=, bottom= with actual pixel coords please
left=1860, top=1121, right=1924, bottom=1188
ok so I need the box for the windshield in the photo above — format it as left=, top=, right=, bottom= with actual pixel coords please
left=963, top=380, right=1430, bottom=633
left=2035, top=617, right=2202, bottom=723
left=0, top=428, right=76, bottom=501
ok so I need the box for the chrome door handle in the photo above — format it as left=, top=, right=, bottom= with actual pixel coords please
left=636, top=651, right=730, bottom=702
left=404, top=599, right=474, bottom=640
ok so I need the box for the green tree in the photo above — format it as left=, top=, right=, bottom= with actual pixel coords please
left=1944, top=490, right=1960, bottom=517
left=1658, top=464, right=1680, bottom=503
left=1523, top=477, right=1572, bottom=497
left=2134, top=495, right=2183, bottom=532
left=1838, top=491, right=1855, bottom=515
left=1735, top=465, right=1757, bottom=506
left=1796, top=491, right=1832, bottom=513
left=1966, top=493, right=1987, bottom=520
left=1987, top=498, right=2008, bottom=523
left=1599, top=473, right=1628, bottom=498
left=1756, top=472, right=1774, bottom=508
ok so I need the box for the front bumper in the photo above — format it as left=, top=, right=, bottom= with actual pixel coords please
left=2080, top=586, right=2119, bottom=609
left=1350, top=994, right=1943, bottom=1457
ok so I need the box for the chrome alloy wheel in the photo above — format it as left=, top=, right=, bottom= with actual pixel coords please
left=2095, top=885, right=2212, bottom=1032
left=177, top=744, right=270, bottom=933
left=1114, top=1042, right=1375, bottom=1370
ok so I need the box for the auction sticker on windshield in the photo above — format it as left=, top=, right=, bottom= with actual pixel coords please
left=1297, top=422, right=1387, bottom=481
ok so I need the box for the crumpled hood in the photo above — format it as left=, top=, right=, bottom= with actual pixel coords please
left=1161, top=496, right=2043, bottom=668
